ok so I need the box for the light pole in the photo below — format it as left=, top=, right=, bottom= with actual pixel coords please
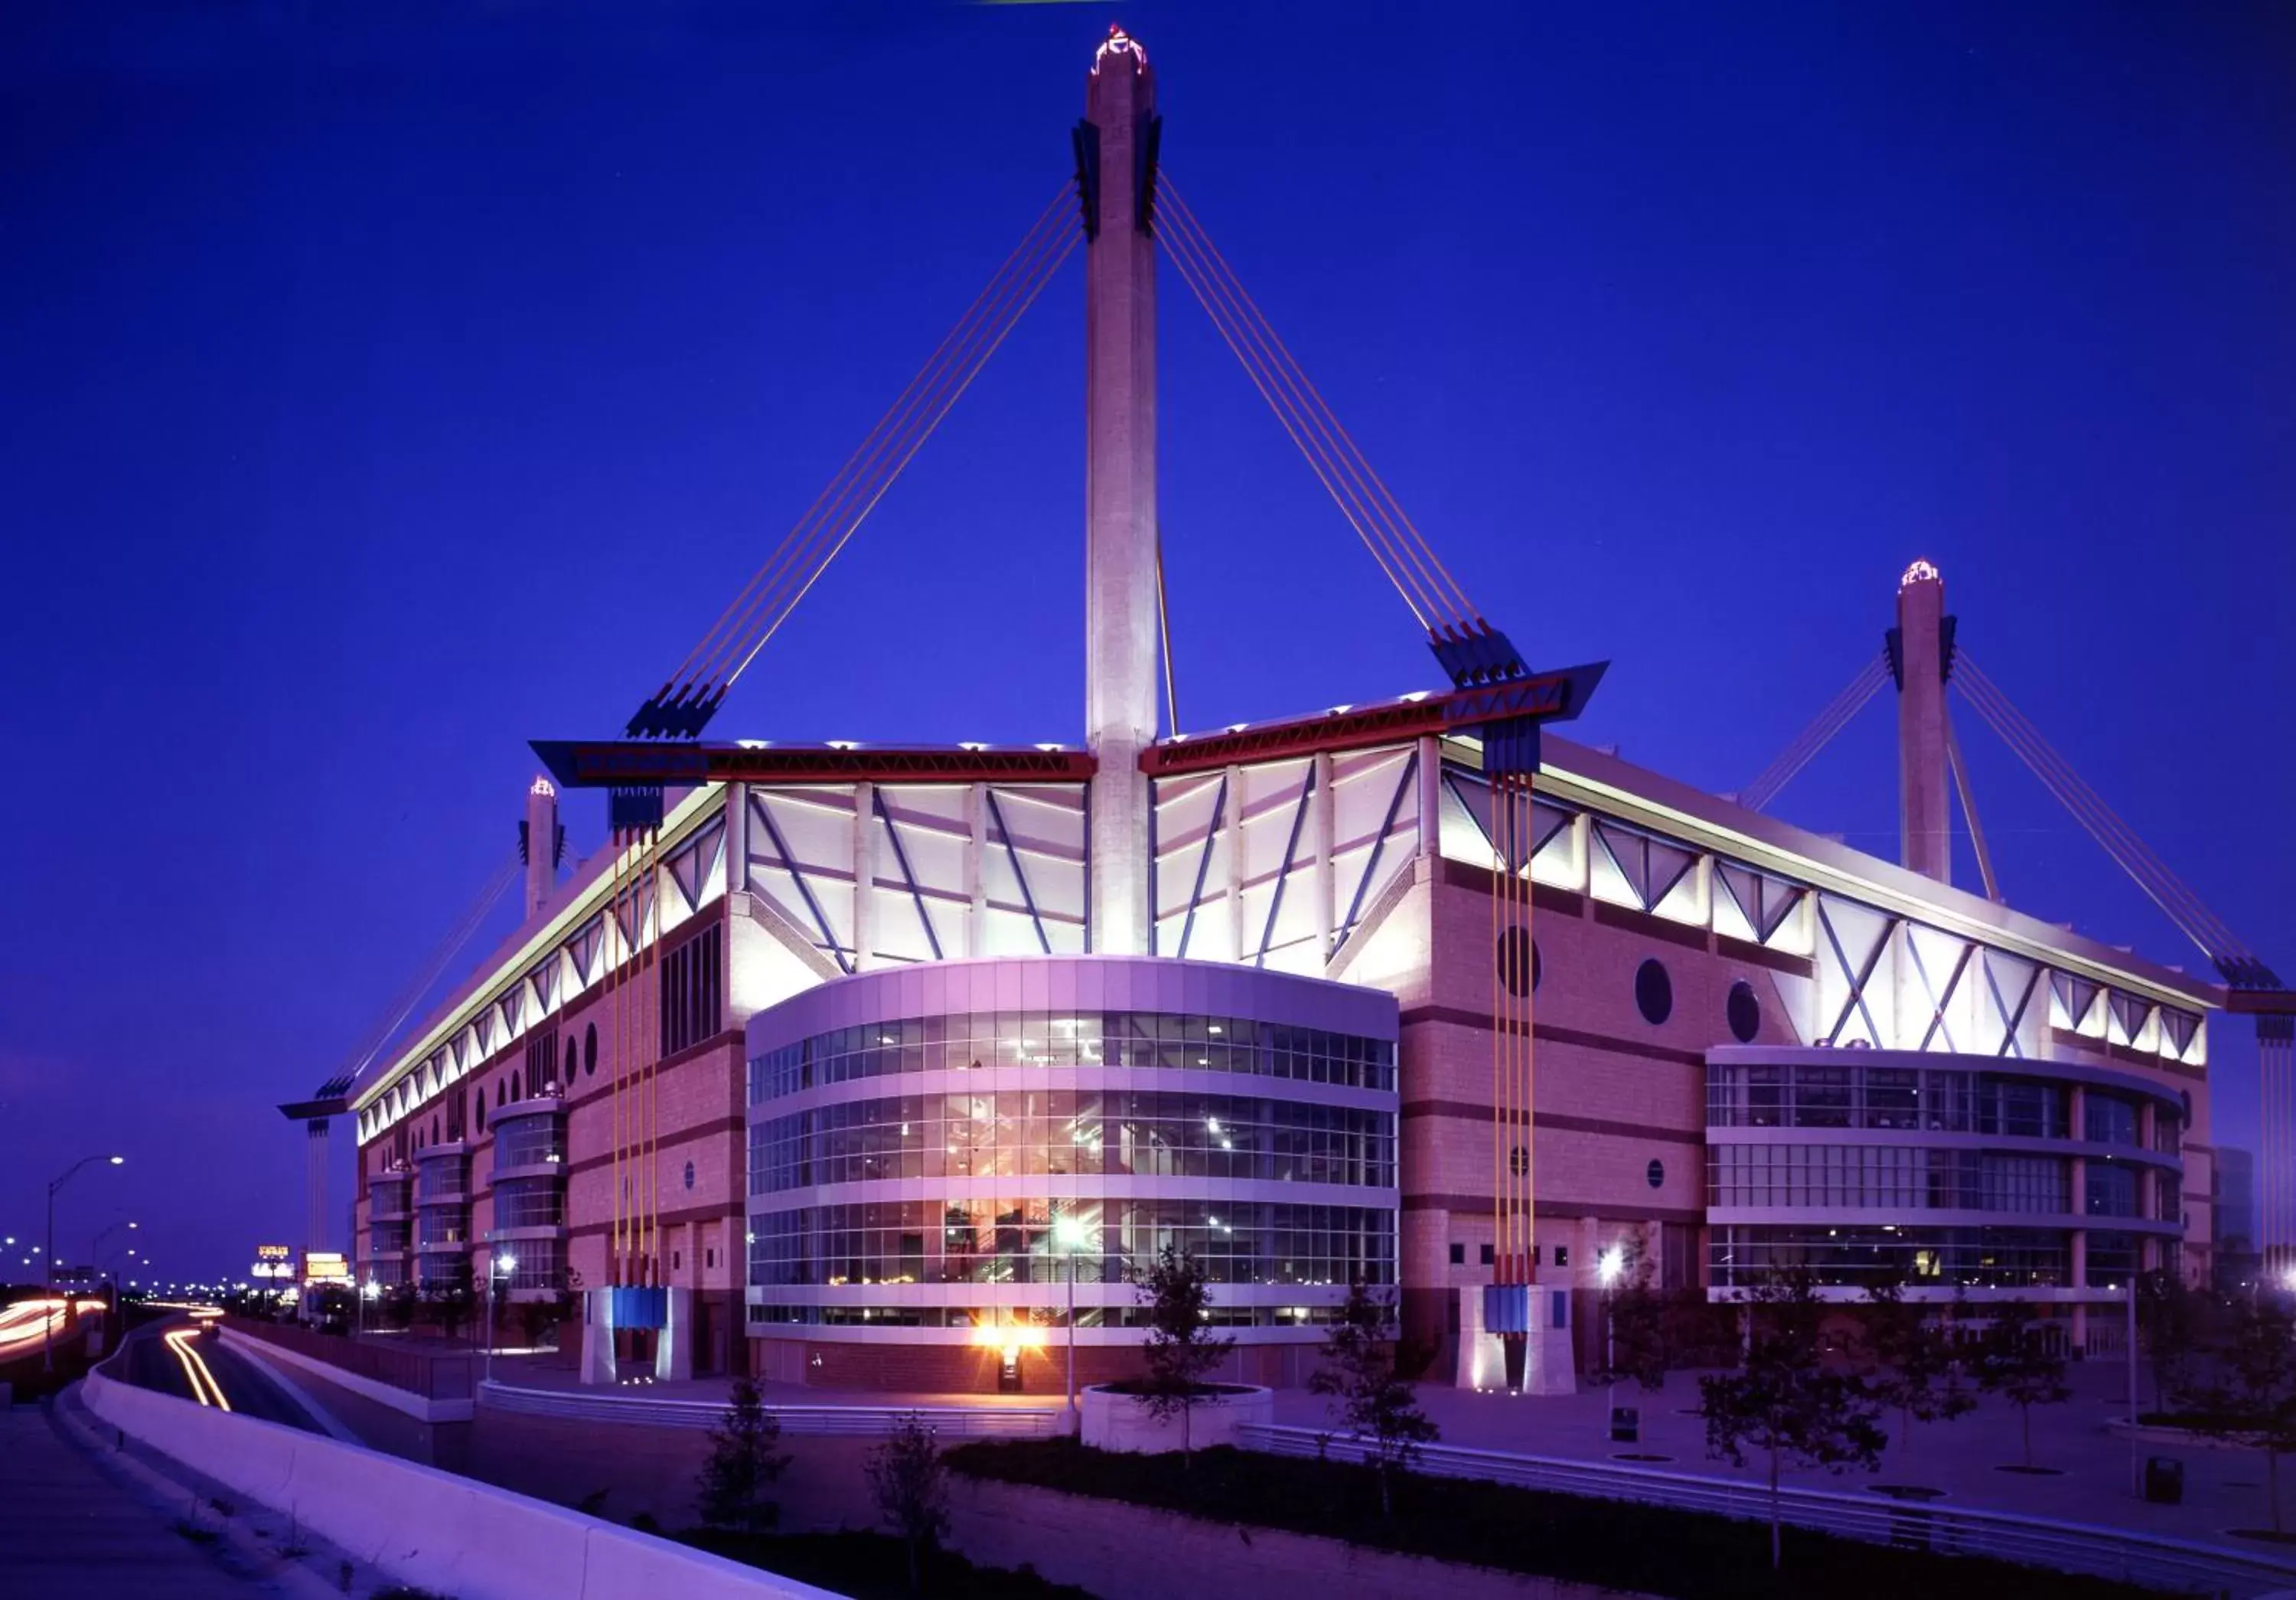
left=45, top=1154, right=122, bottom=1373
left=360, top=1275, right=380, bottom=1338
left=1596, top=1245, right=1626, bottom=1440
left=1053, top=1212, right=1092, bottom=1434
left=484, top=1246, right=517, bottom=1386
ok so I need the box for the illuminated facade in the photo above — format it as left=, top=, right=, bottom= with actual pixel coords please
left=320, top=34, right=2229, bottom=1393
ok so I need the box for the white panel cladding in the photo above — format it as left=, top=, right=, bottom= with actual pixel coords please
left=1817, top=894, right=1898, bottom=1047
left=743, top=782, right=1090, bottom=973
left=1231, top=758, right=1317, bottom=971
left=1329, top=746, right=1420, bottom=953
left=1150, top=771, right=1229, bottom=960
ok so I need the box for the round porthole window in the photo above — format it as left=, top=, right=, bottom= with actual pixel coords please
left=1497, top=928, right=1539, bottom=998
left=1646, top=1158, right=1665, bottom=1190
left=1727, top=980, right=1760, bottom=1044
left=1508, top=1145, right=1529, bottom=1177
left=1635, top=958, right=1672, bottom=1026
left=683, top=1160, right=696, bottom=1191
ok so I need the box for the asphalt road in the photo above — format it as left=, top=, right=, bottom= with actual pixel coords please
left=116, top=1320, right=325, bottom=1433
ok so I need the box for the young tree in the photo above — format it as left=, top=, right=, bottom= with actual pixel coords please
left=696, top=1376, right=791, bottom=1536
left=1590, top=1261, right=1674, bottom=1394
left=866, top=1412, right=951, bottom=1596
left=1973, top=1300, right=2072, bottom=1471
left=425, top=1283, right=473, bottom=1344
left=1861, top=1278, right=1975, bottom=1461
left=2136, top=1268, right=2203, bottom=1415
left=2180, top=1295, right=2296, bottom=1533
left=1309, top=1279, right=1440, bottom=1516
left=1132, top=1242, right=1234, bottom=1464
left=1699, top=1270, right=1887, bottom=1570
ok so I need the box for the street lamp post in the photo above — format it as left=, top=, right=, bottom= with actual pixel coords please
left=45, top=1154, right=123, bottom=1373
left=1596, top=1245, right=1626, bottom=1440
left=484, top=1245, right=517, bottom=1386
left=1053, top=1212, right=1092, bottom=1435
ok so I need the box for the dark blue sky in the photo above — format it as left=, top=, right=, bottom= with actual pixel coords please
left=3, top=3, right=2289, bottom=1278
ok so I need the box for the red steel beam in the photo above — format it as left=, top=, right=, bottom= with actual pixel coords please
left=1141, top=664, right=1606, bottom=776
left=532, top=740, right=1095, bottom=789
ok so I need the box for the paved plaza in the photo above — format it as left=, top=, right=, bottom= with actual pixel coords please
left=471, top=1347, right=2296, bottom=1556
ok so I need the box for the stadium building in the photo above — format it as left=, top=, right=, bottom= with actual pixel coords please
left=304, top=31, right=2245, bottom=1394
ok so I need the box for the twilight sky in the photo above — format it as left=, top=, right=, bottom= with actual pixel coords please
left=2, top=2, right=2290, bottom=1281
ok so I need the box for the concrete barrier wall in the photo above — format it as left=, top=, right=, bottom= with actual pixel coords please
left=1079, top=1383, right=1273, bottom=1453
left=81, top=1365, right=842, bottom=1600
left=221, top=1326, right=473, bottom=1422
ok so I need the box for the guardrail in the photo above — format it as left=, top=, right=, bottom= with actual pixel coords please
left=81, top=1362, right=841, bottom=1600
left=1240, top=1424, right=2296, bottom=1598
left=225, top=1318, right=475, bottom=1402
left=481, top=1380, right=1063, bottom=1438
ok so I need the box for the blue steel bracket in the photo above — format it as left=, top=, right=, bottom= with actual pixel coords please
left=607, top=1285, right=669, bottom=1331
left=608, top=785, right=666, bottom=836
left=625, top=685, right=722, bottom=740
left=1427, top=635, right=1607, bottom=779
left=1430, top=622, right=1531, bottom=689
left=2218, top=955, right=2288, bottom=991
left=1071, top=122, right=1101, bottom=240
left=1482, top=1282, right=1532, bottom=1335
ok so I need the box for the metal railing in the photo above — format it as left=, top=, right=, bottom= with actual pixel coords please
left=1240, top=1425, right=2296, bottom=1598
left=480, top=1379, right=1062, bottom=1438
left=223, top=1318, right=475, bottom=1402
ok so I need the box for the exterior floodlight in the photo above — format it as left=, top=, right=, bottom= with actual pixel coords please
left=498, top=1253, right=518, bottom=1277
left=1597, top=1246, right=1626, bottom=1287
left=109, top=1156, right=125, bottom=1165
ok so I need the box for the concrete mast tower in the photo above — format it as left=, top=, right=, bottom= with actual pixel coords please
left=1081, top=26, right=1159, bottom=955
left=1892, top=560, right=1953, bottom=882
left=524, top=776, right=558, bottom=919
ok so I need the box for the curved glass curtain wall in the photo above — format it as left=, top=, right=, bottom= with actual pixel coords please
left=745, top=961, right=1400, bottom=1335
left=1706, top=1053, right=2183, bottom=1292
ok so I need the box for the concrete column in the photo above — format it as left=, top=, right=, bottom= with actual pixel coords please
left=1312, top=753, right=1336, bottom=958
left=1414, top=736, right=1441, bottom=859
left=852, top=782, right=876, bottom=971
left=724, top=782, right=748, bottom=899
left=1225, top=768, right=1247, bottom=962
left=1894, top=561, right=1952, bottom=882
left=305, top=1120, right=331, bottom=1261
left=524, top=777, right=558, bottom=919
left=966, top=784, right=988, bottom=957
left=1083, top=34, right=1159, bottom=955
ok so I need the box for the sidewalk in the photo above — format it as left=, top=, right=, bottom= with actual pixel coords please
left=0, top=1402, right=279, bottom=1598
left=1269, top=1360, right=2296, bottom=1556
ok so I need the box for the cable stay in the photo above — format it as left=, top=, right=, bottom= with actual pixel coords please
left=1152, top=174, right=1558, bottom=722
left=626, top=183, right=1083, bottom=743
left=1951, top=652, right=2280, bottom=992
left=1737, top=652, right=1891, bottom=813
left=306, top=848, right=524, bottom=1102
left=1941, top=710, right=2001, bottom=903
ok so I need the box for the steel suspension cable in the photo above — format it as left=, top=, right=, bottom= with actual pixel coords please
left=1952, top=659, right=2249, bottom=961
left=1155, top=200, right=1451, bottom=630
left=1955, top=659, right=2249, bottom=954
left=1739, top=654, right=1890, bottom=812
left=1159, top=179, right=1481, bottom=633
left=1156, top=194, right=1463, bottom=632
left=687, top=194, right=1080, bottom=701
left=723, top=224, right=1080, bottom=691
left=1153, top=210, right=1437, bottom=630
left=695, top=201, right=1076, bottom=693
left=656, top=186, right=1075, bottom=710
left=332, top=852, right=523, bottom=1092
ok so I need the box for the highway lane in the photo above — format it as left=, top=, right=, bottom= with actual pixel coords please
left=116, top=1319, right=326, bottom=1433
